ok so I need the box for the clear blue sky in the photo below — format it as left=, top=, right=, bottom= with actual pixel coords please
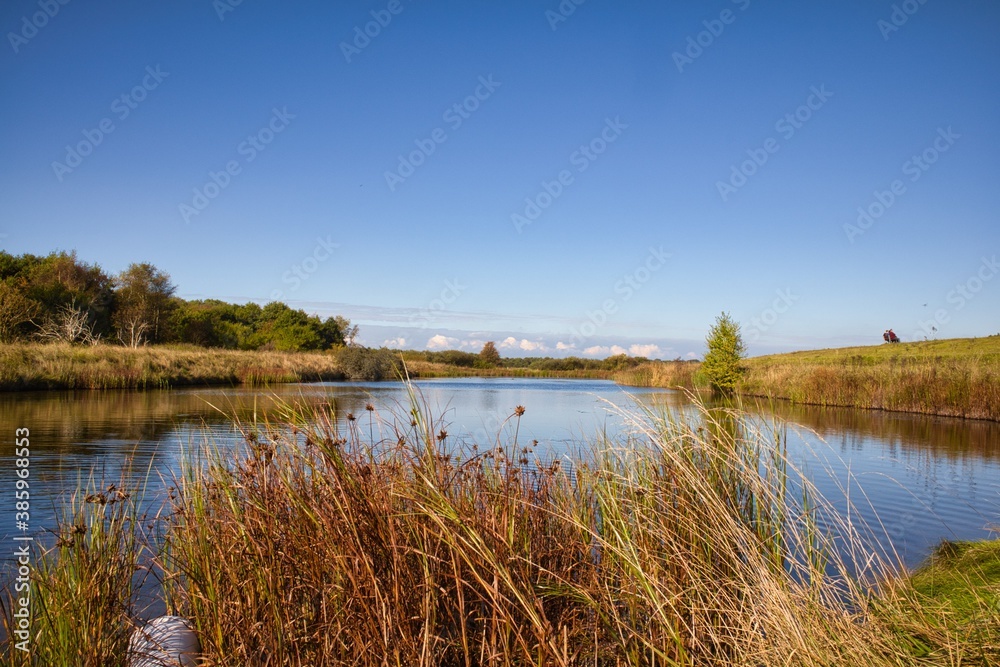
left=2, top=0, right=998, bottom=358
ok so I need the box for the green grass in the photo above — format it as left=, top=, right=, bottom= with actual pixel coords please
left=911, top=539, right=1000, bottom=624
left=867, top=539, right=1000, bottom=662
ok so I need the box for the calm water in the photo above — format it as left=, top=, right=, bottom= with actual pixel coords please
left=1, top=378, right=998, bottom=587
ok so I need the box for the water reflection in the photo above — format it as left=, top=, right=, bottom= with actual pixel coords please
left=761, top=399, right=1000, bottom=461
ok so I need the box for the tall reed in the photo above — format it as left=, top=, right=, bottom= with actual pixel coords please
left=158, top=392, right=915, bottom=665
left=612, top=361, right=699, bottom=390
left=740, top=357, right=1000, bottom=420
left=1, top=469, right=152, bottom=666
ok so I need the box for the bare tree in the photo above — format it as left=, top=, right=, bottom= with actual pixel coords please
left=340, top=318, right=359, bottom=346
left=116, top=312, right=150, bottom=349
left=35, top=300, right=101, bottom=345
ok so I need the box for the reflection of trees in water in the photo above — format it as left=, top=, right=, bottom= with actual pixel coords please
left=750, top=400, right=1000, bottom=462
left=576, top=389, right=999, bottom=464
left=0, top=387, right=374, bottom=455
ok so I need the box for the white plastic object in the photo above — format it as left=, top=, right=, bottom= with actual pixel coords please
left=127, top=615, right=201, bottom=667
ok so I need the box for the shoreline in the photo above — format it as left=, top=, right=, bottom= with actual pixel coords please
left=614, top=336, right=1000, bottom=422
left=0, top=343, right=346, bottom=391
left=3, top=339, right=998, bottom=422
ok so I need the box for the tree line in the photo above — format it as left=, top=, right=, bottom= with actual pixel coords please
left=0, top=250, right=357, bottom=351
left=403, top=347, right=660, bottom=372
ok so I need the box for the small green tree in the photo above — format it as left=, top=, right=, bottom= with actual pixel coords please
left=478, top=341, right=501, bottom=368
left=701, top=311, right=746, bottom=393
left=113, top=263, right=176, bottom=347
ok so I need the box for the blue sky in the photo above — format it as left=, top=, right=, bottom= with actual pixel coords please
left=2, top=0, right=998, bottom=359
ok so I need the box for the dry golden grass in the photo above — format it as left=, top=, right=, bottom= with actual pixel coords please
left=613, top=361, right=700, bottom=390
left=741, top=337, right=1000, bottom=420
left=0, top=342, right=344, bottom=390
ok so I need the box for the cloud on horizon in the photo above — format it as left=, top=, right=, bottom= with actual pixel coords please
left=359, top=325, right=704, bottom=360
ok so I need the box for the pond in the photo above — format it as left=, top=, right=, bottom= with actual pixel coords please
left=1, top=377, right=998, bottom=592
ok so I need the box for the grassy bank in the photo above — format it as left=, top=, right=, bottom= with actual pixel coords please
left=618, top=337, right=1000, bottom=421
left=0, top=343, right=620, bottom=391
left=5, top=396, right=997, bottom=665
left=741, top=336, right=1000, bottom=421
left=611, top=360, right=701, bottom=390
left=6, top=337, right=999, bottom=422
left=874, top=538, right=1000, bottom=661
left=0, top=342, right=345, bottom=390
left=907, top=540, right=1000, bottom=645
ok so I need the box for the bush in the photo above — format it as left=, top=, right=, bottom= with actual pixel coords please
left=478, top=341, right=501, bottom=368
left=431, top=350, right=479, bottom=367
left=336, top=346, right=401, bottom=381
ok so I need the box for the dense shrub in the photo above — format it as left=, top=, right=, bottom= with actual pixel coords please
left=336, top=346, right=401, bottom=381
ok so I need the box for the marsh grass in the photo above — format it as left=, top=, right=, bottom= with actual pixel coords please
left=612, top=361, right=700, bottom=390
left=4, top=388, right=998, bottom=665
left=620, top=337, right=1000, bottom=421
left=1, top=469, right=154, bottom=667
left=740, top=338, right=1000, bottom=420
left=152, top=393, right=932, bottom=665
left=0, top=342, right=345, bottom=391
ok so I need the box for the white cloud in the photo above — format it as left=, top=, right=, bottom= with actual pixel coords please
left=519, top=339, right=546, bottom=352
left=628, top=343, right=662, bottom=358
left=556, top=341, right=574, bottom=351
left=427, top=334, right=459, bottom=349
left=610, top=345, right=627, bottom=356
left=383, top=337, right=407, bottom=348
left=498, top=336, right=519, bottom=349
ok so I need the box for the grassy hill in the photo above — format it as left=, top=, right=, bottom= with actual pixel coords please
left=749, top=336, right=1000, bottom=365
left=617, top=337, right=1000, bottom=421
left=740, top=336, right=1000, bottom=420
